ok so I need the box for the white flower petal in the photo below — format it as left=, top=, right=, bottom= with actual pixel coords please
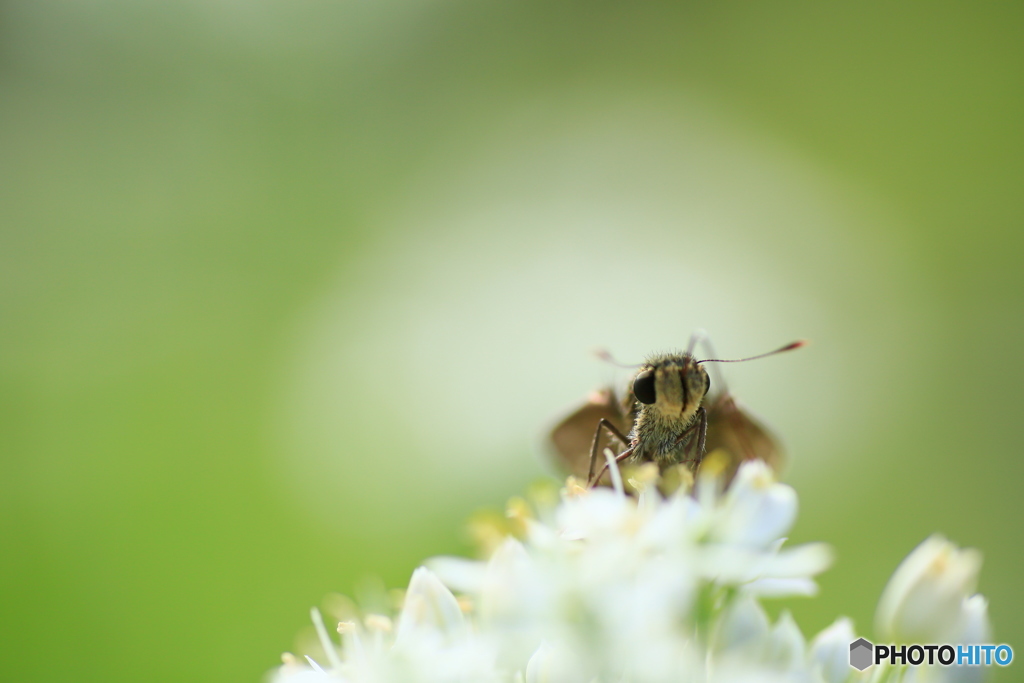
left=744, top=577, right=819, bottom=598
left=714, top=463, right=798, bottom=549
left=394, top=567, right=466, bottom=648
left=957, top=594, right=991, bottom=645
left=271, top=667, right=337, bottom=683
left=875, top=535, right=982, bottom=643
left=524, top=641, right=589, bottom=683
left=716, top=593, right=771, bottom=651
left=809, top=617, right=857, bottom=683
left=763, top=543, right=834, bottom=579
left=426, top=556, right=488, bottom=594
left=766, top=611, right=806, bottom=671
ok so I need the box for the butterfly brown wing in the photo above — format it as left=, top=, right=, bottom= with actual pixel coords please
left=547, top=388, right=634, bottom=481
left=704, top=392, right=784, bottom=482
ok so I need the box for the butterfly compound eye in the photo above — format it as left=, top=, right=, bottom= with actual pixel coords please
left=633, top=369, right=657, bottom=404
left=704, top=373, right=711, bottom=396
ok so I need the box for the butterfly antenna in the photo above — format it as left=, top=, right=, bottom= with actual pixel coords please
left=685, top=329, right=707, bottom=356
left=698, top=340, right=807, bottom=364
left=593, top=348, right=642, bottom=369
left=695, top=333, right=728, bottom=393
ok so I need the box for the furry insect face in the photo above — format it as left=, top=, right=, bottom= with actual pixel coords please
left=631, top=353, right=710, bottom=424
left=624, top=353, right=712, bottom=466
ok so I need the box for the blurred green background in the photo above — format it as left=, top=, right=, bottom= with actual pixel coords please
left=2, top=2, right=1022, bottom=680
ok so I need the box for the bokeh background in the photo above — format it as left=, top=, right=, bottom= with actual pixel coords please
left=2, top=2, right=1022, bottom=681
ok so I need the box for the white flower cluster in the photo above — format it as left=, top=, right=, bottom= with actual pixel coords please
left=271, top=460, right=991, bottom=683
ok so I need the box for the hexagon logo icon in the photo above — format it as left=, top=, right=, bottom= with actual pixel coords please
left=849, top=638, right=874, bottom=671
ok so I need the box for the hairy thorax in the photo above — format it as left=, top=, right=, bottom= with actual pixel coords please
left=631, top=403, right=701, bottom=463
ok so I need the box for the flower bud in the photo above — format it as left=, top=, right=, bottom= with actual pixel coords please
left=875, top=535, right=983, bottom=644
left=809, top=618, right=858, bottom=683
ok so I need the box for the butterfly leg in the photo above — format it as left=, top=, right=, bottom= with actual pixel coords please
left=589, top=444, right=636, bottom=489
left=587, top=419, right=631, bottom=485
left=676, top=406, right=708, bottom=469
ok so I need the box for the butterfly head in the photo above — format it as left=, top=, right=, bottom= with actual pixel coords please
left=631, top=353, right=710, bottom=422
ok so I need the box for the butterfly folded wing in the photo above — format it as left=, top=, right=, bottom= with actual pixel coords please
left=547, top=388, right=633, bottom=484
left=704, top=393, right=785, bottom=482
